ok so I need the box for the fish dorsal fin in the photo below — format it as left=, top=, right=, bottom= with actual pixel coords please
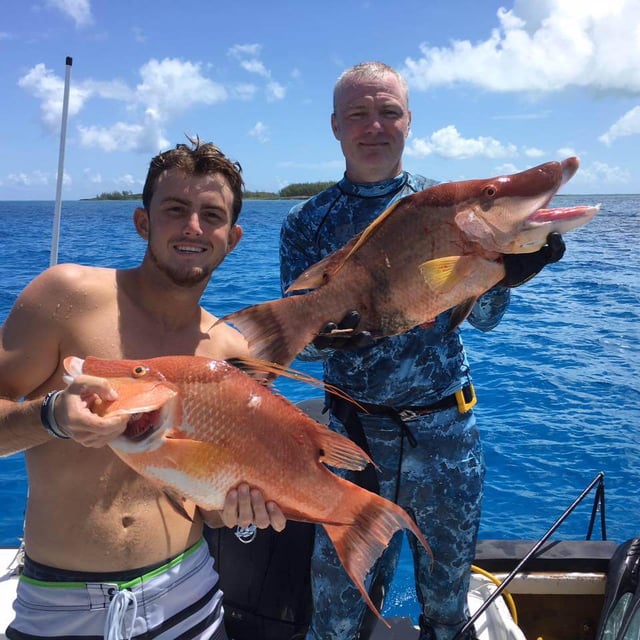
left=288, top=199, right=405, bottom=291
left=418, top=256, right=464, bottom=293
left=448, top=298, right=478, bottom=331
left=286, top=234, right=362, bottom=292
left=226, top=357, right=365, bottom=409
left=313, top=425, right=373, bottom=471
left=339, top=199, right=404, bottom=267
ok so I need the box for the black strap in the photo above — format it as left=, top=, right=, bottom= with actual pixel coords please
left=327, top=395, right=380, bottom=495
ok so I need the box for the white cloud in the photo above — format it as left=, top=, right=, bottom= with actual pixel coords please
left=405, top=125, right=518, bottom=159
left=557, top=146, right=578, bottom=158
left=266, top=81, right=286, bottom=102
left=19, top=58, right=226, bottom=153
left=116, top=174, right=139, bottom=187
left=7, top=170, right=51, bottom=186
left=135, top=58, right=227, bottom=118
left=524, top=147, right=546, bottom=157
left=18, top=63, right=94, bottom=131
left=47, top=0, right=93, bottom=27
left=402, top=0, right=640, bottom=94
left=248, top=122, right=270, bottom=143
left=228, top=42, right=287, bottom=101
left=599, top=105, right=640, bottom=144
left=78, top=119, right=169, bottom=154
left=575, top=160, right=631, bottom=184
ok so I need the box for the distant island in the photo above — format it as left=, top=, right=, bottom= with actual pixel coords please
left=81, top=181, right=339, bottom=202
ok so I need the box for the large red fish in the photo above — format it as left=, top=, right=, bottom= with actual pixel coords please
left=220, top=157, right=599, bottom=368
left=64, top=355, right=429, bottom=624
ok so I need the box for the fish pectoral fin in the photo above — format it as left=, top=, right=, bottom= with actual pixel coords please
left=315, top=425, right=373, bottom=471
left=163, top=488, right=193, bottom=522
left=448, top=297, right=478, bottom=331
left=418, top=256, right=465, bottom=292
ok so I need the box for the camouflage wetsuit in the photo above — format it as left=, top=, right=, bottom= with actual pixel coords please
left=279, top=172, right=511, bottom=640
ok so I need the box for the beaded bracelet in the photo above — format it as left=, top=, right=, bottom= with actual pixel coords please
left=40, top=391, right=70, bottom=439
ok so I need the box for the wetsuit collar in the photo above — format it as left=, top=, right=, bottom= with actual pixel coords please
left=337, top=172, right=409, bottom=199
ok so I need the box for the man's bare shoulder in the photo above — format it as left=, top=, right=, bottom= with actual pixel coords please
left=15, top=263, right=116, bottom=312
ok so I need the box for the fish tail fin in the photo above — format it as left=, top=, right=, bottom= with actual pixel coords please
left=219, top=296, right=318, bottom=367
left=323, top=491, right=431, bottom=625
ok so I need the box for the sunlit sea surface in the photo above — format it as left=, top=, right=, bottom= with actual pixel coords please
left=0, top=195, right=638, bottom=618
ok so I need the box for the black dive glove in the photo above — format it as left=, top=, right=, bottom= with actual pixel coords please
left=500, top=232, right=566, bottom=288
left=312, top=310, right=375, bottom=350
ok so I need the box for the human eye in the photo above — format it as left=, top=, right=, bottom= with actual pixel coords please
left=162, top=201, right=187, bottom=216
left=202, top=209, right=226, bottom=224
left=346, top=108, right=366, bottom=120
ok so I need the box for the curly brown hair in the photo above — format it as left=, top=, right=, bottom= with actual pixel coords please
left=142, top=136, right=245, bottom=224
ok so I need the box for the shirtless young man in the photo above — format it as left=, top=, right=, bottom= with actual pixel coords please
left=0, top=139, right=285, bottom=640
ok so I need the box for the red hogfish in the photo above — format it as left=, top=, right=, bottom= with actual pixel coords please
left=63, top=355, right=429, bottom=625
left=220, top=157, right=599, bottom=368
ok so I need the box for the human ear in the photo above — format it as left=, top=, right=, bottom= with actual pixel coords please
left=133, top=207, right=150, bottom=240
left=227, top=224, right=243, bottom=253
left=331, top=113, right=340, bottom=140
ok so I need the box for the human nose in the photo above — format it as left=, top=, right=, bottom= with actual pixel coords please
left=183, top=212, right=203, bottom=235
left=365, top=115, right=383, bottom=133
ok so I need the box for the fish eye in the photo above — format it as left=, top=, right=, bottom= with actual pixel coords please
left=132, top=365, right=149, bottom=378
left=483, top=185, right=498, bottom=198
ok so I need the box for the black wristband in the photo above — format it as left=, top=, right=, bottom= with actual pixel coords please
left=40, top=391, right=70, bottom=439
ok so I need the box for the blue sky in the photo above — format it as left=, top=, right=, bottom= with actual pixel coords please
left=2, top=0, right=639, bottom=200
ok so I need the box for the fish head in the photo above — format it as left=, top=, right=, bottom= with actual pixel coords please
left=63, top=356, right=181, bottom=453
left=451, top=157, right=600, bottom=253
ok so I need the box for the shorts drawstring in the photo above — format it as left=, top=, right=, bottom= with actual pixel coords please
left=104, top=588, right=138, bottom=640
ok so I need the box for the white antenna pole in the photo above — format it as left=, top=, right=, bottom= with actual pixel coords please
left=50, top=56, right=73, bottom=267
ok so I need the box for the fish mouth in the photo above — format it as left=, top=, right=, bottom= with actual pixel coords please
left=124, top=409, right=163, bottom=441
left=527, top=205, right=600, bottom=225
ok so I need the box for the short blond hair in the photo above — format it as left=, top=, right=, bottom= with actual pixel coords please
left=333, top=61, right=409, bottom=112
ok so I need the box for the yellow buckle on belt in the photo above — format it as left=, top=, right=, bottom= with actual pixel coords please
left=455, top=384, right=477, bottom=413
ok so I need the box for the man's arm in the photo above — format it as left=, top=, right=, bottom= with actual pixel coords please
left=0, top=266, right=128, bottom=456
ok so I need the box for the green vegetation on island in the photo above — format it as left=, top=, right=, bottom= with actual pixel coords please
left=84, top=181, right=339, bottom=202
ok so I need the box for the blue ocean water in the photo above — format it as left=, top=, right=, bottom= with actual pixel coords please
left=0, top=195, right=639, bottom=617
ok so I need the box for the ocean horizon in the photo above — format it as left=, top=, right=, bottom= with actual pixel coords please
left=1, top=194, right=639, bottom=618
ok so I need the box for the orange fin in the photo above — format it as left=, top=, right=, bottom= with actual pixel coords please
left=343, top=199, right=404, bottom=260
left=311, top=423, right=373, bottom=471
left=288, top=198, right=405, bottom=290
left=286, top=235, right=362, bottom=292
left=228, top=357, right=365, bottom=410
left=322, top=491, right=431, bottom=626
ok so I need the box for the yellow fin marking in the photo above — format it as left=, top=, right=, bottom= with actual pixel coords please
left=418, top=256, right=463, bottom=292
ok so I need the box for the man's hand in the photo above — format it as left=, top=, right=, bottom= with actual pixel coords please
left=53, top=375, right=128, bottom=447
left=312, top=310, right=375, bottom=350
left=214, top=483, right=286, bottom=532
left=500, top=232, right=566, bottom=288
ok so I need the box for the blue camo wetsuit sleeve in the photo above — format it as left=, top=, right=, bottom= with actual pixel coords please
left=468, top=286, right=511, bottom=332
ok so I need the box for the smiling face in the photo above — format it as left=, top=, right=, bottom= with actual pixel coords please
left=135, top=168, right=242, bottom=287
left=331, top=71, right=411, bottom=184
